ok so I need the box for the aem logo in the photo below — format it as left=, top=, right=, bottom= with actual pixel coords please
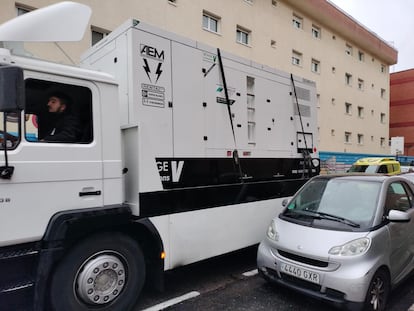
left=140, top=44, right=165, bottom=62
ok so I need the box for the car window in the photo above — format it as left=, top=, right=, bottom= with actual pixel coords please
left=378, top=165, right=388, bottom=174
left=385, top=182, right=412, bottom=213
left=349, top=165, right=368, bottom=173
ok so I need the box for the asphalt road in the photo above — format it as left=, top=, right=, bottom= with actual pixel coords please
left=134, top=246, right=414, bottom=311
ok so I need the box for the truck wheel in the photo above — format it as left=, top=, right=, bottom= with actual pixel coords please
left=49, top=233, right=145, bottom=311
left=364, top=269, right=390, bottom=311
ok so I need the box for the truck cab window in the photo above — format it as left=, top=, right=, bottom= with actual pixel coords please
left=0, top=112, right=21, bottom=149
left=24, top=79, right=93, bottom=143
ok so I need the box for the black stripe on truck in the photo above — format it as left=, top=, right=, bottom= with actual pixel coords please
left=140, top=157, right=318, bottom=217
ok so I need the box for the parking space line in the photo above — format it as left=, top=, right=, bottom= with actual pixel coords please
left=141, top=291, right=200, bottom=311
left=242, top=269, right=258, bottom=277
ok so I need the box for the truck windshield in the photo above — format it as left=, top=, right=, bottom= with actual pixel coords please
left=0, top=112, right=20, bottom=150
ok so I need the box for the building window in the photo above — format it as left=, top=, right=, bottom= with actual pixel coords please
left=91, top=27, right=109, bottom=46
left=358, top=51, right=364, bottom=62
left=358, top=78, right=364, bottom=91
left=168, top=0, right=177, bottom=4
left=358, top=134, right=364, bottom=145
left=236, top=27, right=250, bottom=45
left=358, top=106, right=364, bottom=118
left=272, top=0, right=278, bottom=6
left=345, top=73, right=352, bottom=86
left=381, top=64, right=386, bottom=73
left=380, top=113, right=386, bottom=123
left=332, top=67, right=336, bottom=73
left=381, top=88, right=386, bottom=98
left=331, top=98, right=336, bottom=105
left=312, top=25, right=321, bottom=39
left=203, top=12, right=220, bottom=33
left=345, top=132, right=352, bottom=144
left=292, top=14, right=303, bottom=29
left=331, top=129, right=335, bottom=136
left=345, top=44, right=353, bottom=56
left=311, top=59, right=320, bottom=73
left=380, top=137, right=385, bottom=147
left=292, top=50, right=302, bottom=66
left=244, top=0, right=253, bottom=4
left=270, top=40, right=276, bottom=48
left=16, top=4, right=32, bottom=15
left=345, top=102, right=352, bottom=115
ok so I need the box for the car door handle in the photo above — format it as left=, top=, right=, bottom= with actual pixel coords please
left=79, top=190, right=101, bottom=197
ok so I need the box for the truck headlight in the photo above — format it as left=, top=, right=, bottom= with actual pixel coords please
left=267, top=219, right=279, bottom=241
left=329, top=237, right=370, bottom=256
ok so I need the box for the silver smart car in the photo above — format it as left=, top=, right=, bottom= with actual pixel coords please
left=257, top=174, right=414, bottom=311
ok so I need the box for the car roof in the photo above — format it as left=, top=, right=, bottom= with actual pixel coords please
left=312, top=173, right=392, bottom=182
left=353, top=157, right=398, bottom=165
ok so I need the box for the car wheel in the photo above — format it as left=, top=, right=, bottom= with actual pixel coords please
left=49, top=232, right=145, bottom=311
left=364, top=269, right=390, bottom=311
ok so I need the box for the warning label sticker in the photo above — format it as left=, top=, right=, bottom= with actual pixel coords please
left=142, top=83, right=165, bottom=108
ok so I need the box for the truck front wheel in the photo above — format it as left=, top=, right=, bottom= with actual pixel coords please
left=49, top=232, right=145, bottom=311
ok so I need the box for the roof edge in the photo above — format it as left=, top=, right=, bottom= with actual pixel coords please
left=284, top=0, right=398, bottom=65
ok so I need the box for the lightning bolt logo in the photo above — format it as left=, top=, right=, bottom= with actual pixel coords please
left=155, top=63, right=163, bottom=83
left=143, top=59, right=152, bottom=83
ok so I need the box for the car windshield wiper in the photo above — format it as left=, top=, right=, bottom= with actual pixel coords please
left=288, top=210, right=360, bottom=228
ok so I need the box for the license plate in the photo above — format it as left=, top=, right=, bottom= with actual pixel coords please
left=281, top=263, right=320, bottom=284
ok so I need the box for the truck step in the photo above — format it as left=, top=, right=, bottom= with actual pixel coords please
left=0, top=279, right=34, bottom=311
left=0, top=246, right=38, bottom=260
left=0, top=243, right=39, bottom=311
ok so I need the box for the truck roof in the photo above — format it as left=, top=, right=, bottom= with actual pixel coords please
left=1, top=50, right=117, bottom=86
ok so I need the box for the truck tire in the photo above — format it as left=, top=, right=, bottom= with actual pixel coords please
left=49, top=232, right=145, bottom=311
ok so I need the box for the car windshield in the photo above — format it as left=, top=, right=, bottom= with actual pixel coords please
left=282, top=178, right=381, bottom=230
left=348, top=165, right=378, bottom=173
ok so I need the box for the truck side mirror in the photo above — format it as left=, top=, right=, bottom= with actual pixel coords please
left=0, top=65, right=25, bottom=112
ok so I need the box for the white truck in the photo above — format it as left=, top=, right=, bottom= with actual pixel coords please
left=0, top=2, right=319, bottom=311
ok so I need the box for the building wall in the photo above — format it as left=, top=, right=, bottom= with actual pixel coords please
left=0, top=0, right=397, bottom=154
left=390, top=69, right=414, bottom=155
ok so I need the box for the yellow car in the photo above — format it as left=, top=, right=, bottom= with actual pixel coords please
left=348, top=157, right=401, bottom=175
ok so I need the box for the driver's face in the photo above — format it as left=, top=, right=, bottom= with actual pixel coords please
left=47, top=96, right=66, bottom=113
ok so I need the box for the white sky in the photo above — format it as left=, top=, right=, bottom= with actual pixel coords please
left=329, top=0, right=414, bottom=72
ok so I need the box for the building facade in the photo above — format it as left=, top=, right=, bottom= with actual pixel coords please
left=0, top=0, right=398, bottom=154
left=390, top=69, right=414, bottom=156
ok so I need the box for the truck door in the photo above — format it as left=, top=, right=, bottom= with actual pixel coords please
left=0, top=76, right=104, bottom=246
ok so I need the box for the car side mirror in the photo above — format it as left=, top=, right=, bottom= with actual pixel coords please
left=387, top=209, right=410, bottom=223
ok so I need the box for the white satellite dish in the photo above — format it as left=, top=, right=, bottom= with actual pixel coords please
left=0, top=1, right=91, bottom=42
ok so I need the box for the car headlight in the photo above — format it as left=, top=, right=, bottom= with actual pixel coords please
left=328, top=237, right=370, bottom=256
left=267, top=219, right=279, bottom=241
